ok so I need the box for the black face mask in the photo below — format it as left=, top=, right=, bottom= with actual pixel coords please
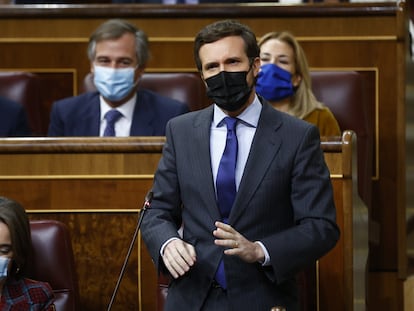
left=205, top=71, right=253, bottom=112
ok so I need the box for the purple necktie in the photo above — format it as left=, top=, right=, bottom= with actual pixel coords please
left=104, top=109, right=122, bottom=137
left=215, top=117, right=238, bottom=289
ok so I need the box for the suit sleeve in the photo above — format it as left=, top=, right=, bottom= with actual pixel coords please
left=141, top=120, right=184, bottom=271
left=263, top=125, right=340, bottom=284
left=13, top=105, right=32, bottom=136
left=47, top=102, right=64, bottom=136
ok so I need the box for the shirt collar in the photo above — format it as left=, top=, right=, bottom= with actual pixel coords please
left=213, top=94, right=262, bottom=128
left=100, top=93, right=137, bottom=122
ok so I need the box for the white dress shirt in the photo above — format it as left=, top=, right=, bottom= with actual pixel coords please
left=99, top=94, right=137, bottom=137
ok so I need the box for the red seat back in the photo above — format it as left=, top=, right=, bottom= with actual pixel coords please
left=0, top=72, right=44, bottom=135
left=28, top=220, right=80, bottom=311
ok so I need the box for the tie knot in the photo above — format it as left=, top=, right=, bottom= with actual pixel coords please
left=105, top=109, right=122, bottom=124
left=223, top=117, right=238, bottom=132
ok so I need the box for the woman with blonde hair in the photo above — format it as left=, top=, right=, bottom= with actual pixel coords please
left=256, top=31, right=341, bottom=136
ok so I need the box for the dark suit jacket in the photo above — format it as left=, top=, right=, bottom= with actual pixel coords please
left=141, top=100, right=339, bottom=310
left=47, top=90, right=189, bottom=136
left=0, top=96, right=31, bottom=137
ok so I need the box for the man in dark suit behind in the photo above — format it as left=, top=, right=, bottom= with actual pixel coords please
left=48, top=19, right=188, bottom=137
left=0, top=96, right=31, bottom=137
left=141, top=20, right=339, bottom=310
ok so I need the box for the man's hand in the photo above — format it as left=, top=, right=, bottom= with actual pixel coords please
left=213, top=221, right=265, bottom=263
left=162, top=239, right=196, bottom=279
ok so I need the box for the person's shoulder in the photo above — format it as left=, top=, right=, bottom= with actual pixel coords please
left=138, top=89, right=188, bottom=108
left=22, top=278, right=53, bottom=293
left=267, top=102, right=314, bottom=131
left=0, top=95, right=23, bottom=112
left=54, top=91, right=99, bottom=106
left=6, top=277, right=53, bottom=298
left=21, top=278, right=55, bottom=308
left=173, top=104, right=210, bottom=120
left=316, top=106, right=336, bottom=118
left=51, top=92, right=100, bottom=117
left=305, top=107, right=341, bottom=136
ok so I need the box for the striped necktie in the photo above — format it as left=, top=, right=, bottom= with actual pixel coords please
left=103, top=109, right=122, bottom=137
left=215, top=116, right=238, bottom=289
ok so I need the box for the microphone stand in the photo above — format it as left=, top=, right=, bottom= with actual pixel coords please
left=106, top=191, right=153, bottom=311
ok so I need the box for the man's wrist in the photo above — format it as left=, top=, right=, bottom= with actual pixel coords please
left=254, top=241, right=270, bottom=266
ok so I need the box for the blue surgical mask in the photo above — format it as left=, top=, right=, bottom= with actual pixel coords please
left=0, top=256, right=10, bottom=279
left=256, top=63, right=295, bottom=102
left=93, top=65, right=137, bottom=102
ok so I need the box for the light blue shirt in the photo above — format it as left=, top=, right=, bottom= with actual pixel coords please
left=210, top=95, right=261, bottom=193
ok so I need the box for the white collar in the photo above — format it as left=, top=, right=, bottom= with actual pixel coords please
left=100, top=93, right=137, bottom=122
left=213, top=94, right=261, bottom=128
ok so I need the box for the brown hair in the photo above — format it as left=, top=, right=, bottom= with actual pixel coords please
left=194, top=20, right=260, bottom=72
left=87, top=19, right=150, bottom=68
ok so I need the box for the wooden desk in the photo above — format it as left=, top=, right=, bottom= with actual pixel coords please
left=0, top=132, right=366, bottom=310
left=0, top=137, right=163, bottom=310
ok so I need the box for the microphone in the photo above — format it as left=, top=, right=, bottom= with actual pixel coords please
left=106, top=190, right=153, bottom=311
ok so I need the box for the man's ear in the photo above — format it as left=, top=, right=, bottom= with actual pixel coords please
left=135, top=66, right=145, bottom=81
left=252, top=57, right=261, bottom=77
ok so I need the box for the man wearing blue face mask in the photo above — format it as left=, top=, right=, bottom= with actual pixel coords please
left=48, top=19, right=189, bottom=137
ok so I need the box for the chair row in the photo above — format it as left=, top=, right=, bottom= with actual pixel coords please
left=0, top=70, right=373, bottom=208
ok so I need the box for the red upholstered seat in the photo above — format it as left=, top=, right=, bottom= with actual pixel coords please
left=0, top=72, right=44, bottom=135
left=310, top=70, right=373, bottom=208
left=28, top=220, right=80, bottom=311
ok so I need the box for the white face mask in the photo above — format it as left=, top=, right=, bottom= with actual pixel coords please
left=0, top=256, right=10, bottom=280
left=93, top=65, right=137, bottom=102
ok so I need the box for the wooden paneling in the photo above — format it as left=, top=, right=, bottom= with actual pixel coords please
left=0, top=3, right=407, bottom=310
left=0, top=138, right=163, bottom=311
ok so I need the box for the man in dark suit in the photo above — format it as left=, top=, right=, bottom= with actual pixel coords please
left=141, top=20, right=339, bottom=310
left=0, top=96, right=31, bottom=137
left=48, top=19, right=188, bottom=137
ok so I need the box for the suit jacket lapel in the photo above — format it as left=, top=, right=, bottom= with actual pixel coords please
left=83, top=93, right=100, bottom=136
left=230, top=102, right=283, bottom=224
left=191, top=106, right=222, bottom=222
left=130, top=92, right=155, bottom=135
